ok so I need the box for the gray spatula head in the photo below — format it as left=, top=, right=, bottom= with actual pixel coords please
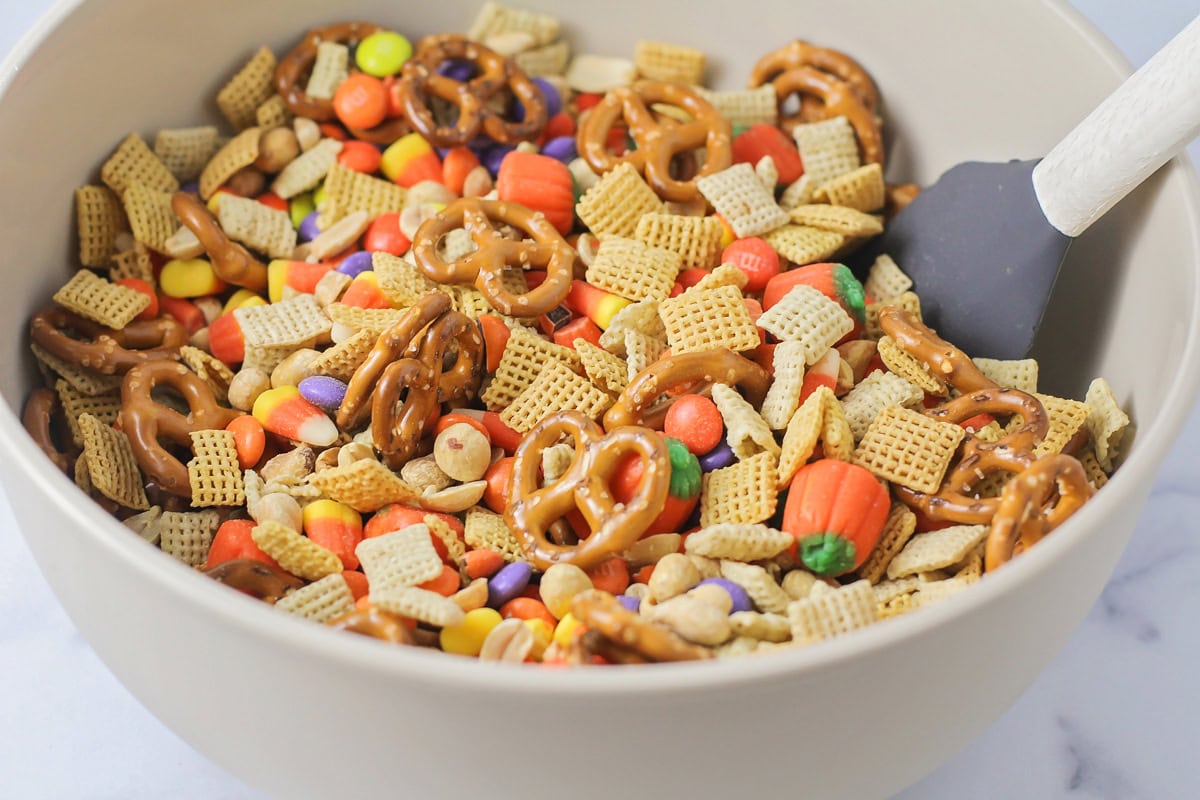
left=866, top=158, right=1070, bottom=360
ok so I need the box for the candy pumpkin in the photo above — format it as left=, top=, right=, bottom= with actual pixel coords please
left=763, top=262, right=866, bottom=327
left=781, top=459, right=889, bottom=576
left=612, top=436, right=701, bottom=537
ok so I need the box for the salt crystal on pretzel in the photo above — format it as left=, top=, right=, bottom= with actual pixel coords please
left=700, top=451, right=778, bottom=527
left=756, top=284, right=854, bottom=365
left=305, top=41, right=350, bottom=101
left=272, top=138, right=343, bottom=200
left=696, top=163, right=789, bottom=238
left=53, top=269, right=150, bottom=330
left=217, top=46, right=277, bottom=131
left=787, top=579, right=878, bottom=644
left=634, top=40, right=705, bottom=85
left=694, top=85, right=778, bottom=129
left=863, top=254, right=912, bottom=303
left=218, top=194, right=298, bottom=260
left=856, top=503, right=918, bottom=584
left=852, top=405, right=965, bottom=494
left=575, top=339, right=629, bottom=396
left=792, top=116, right=861, bottom=186
left=275, top=573, right=356, bottom=623
left=481, top=326, right=582, bottom=410
left=886, top=524, right=989, bottom=580
left=255, top=95, right=293, bottom=129
left=187, top=429, right=246, bottom=507
left=876, top=335, right=948, bottom=396
left=760, top=341, right=808, bottom=430
left=464, top=508, right=527, bottom=563
left=864, top=290, right=921, bottom=340
left=356, top=524, right=444, bottom=592
left=788, top=204, right=883, bottom=238
left=31, top=343, right=121, bottom=397
left=55, top=379, right=122, bottom=447
left=719, top=560, right=791, bottom=614
left=500, top=359, right=612, bottom=433
left=840, top=370, right=924, bottom=443
left=468, top=1, right=561, bottom=47
left=514, top=41, right=571, bottom=77
left=319, top=163, right=407, bottom=226
left=308, top=458, right=422, bottom=513
left=1084, top=378, right=1129, bottom=471
left=576, top=162, right=665, bottom=239
left=122, top=182, right=179, bottom=253
left=711, top=383, right=779, bottom=460
left=158, top=509, right=220, bottom=567
left=100, top=133, right=179, bottom=198
left=76, top=412, right=149, bottom=510
left=763, top=224, right=846, bottom=266
left=252, top=519, right=343, bottom=581
left=199, top=127, right=262, bottom=200
left=75, top=186, right=127, bottom=268
left=659, top=284, right=760, bottom=355
left=153, top=126, right=219, bottom=183
left=1031, top=393, right=1090, bottom=457
left=633, top=213, right=723, bottom=271
left=684, top=523, right=793, bottom=562
left=586, top=236, right=681, bottom=303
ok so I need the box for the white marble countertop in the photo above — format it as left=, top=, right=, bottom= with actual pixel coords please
left=2, top=1, right=1199, bottom=798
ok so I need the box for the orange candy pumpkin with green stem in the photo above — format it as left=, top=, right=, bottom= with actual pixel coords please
left=782, top=459, right=890, bottom=577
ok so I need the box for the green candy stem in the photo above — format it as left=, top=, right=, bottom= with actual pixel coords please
left=832, top=263, right=866, bottom=324
left=799, top=533, right=857, bottom=577
left=665, top=437, right=702, bottom=500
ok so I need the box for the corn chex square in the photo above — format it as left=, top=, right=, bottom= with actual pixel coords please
left=719, top=560, right=791, bottom=614
left=634, top=40, right=705, bottom=85
left=31, top=343, right=121, bottom=396
left=252, top=520, right=343, bottom=581
left=684, top=263, right=748, bottom=295
left=633, top=212, right=723, bottom=271
left=973, top=357, right=1039, bottom=393
left=75, top=186, right=127, bottom=267
left=200, top=127, right=262, bottom=200
left=886, top=524, right=989, bottom=580
left=697, top=163, right=788, bottom=238
left=256, top=95, right=293, bottom=128
left=318, top=163, right=407, bottom=226
left=275, top=573, right=356, bottom=623
left=464, top=508, right=528, bottom=563
left=109, top=241, right=155, bottom=284
left=813, top=162, right=886, bottom=212
left=308, top=458, right=422, bottom=513
left=514, top=41, right=571, bottom=77
left=235, top=294, right=331, bottom=350
left=306, top=328, right=377, bottom=383
left=157, top=509, right=220, bottom=566
left=788, top=204, right=883, bottom=238
left=218, top=194, right=298, bottom=259
left=575, top=338, right=628, bottom=396
left=777, top=385, right=831, bottom=488
left=356, top=524, right=444, bottom=593
left=305, top=41, right=350, bottom=101
left=122, top=182, right=178, bottom=253
left=763, top=224, right=846, bottom=267
left=684, top=523, right=793, bottom=562
left=760, top=341, right=808, bottom=430
left=76, top=412, right=149, bottom=510
left=469, top=1, right=561, bottom=46
left=756, top=284, right=854, bottom=365
left=711, top=383, right=779, bottom=460
left=694, top=85, right=778, bottom=128
left=598, top=299, right=664, bottom=355
left=180, top=345, right=234, bottom=403
left=863, top=254, right=912, bottom=303
left=499, top=359, right=612, bottom=433
left=217, top=46, right=277, bottom=131
left=481, top=325, right=582, bottom=410
left=852, top=405, right=965, bottom=494
left=324, top=304, right=405, bottom=336
left=586, top=236, right=681, bottom=302
left=576, top=162, right=665, bottom=239
left=372, top=585, right=466, bottom=628
left=154, top=126, right=219, bottom=183
left=1084, top=378, right=1129, bottom=470
left=53, top=269, right=150, bottom=330
left=658, top=284, right=760, bottom=355
left=779, top=174, right=816, bottom=211
left=876, top=335, right=947, bottom=396
left=1032, top=393, right=1091, bottom=457
left=186, top=429, right=245, bottom=507
left=792, top=116, right=861, bottom=186
left=840, top=370, right=925, bottom=443
left=623, top=330, right=667, bottom=381
left=856, top=503, right=918, bottom=584
left=700, top=451, right=778, bottom=527
left=374, top=252, right=442, bottom=306
left=272, top=138, right=343, bottom=199
left=100, top=133, right=179, bottom=198
left=424, top=514, right=467, bottom=567
left=788, top=579, right=878, bottom=644
left=55, top=380, right=122, bottom=446
left=864, top=290, right=922, bottom=340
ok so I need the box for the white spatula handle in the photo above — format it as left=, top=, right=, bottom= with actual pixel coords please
left=1032, top=14, right=1200, bottom=238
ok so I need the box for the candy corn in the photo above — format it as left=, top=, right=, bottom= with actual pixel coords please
left=565, top=279, right=630, bottom=329
left=339, top=270, right=392, bottom=308
left=267, top=259, right=333, bottom=303
left=303, top=499, right=364, bottom=570
left=159, top=258, right=226, bottom=298
left=380, top=132, right=442, bottom=187
left=252, top=385, right=338, bottom=446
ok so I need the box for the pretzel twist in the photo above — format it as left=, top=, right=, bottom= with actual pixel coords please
left=30, top=306, right=187, bottom=375
left=275, top=22, right=412, bottom=145
left=985, top=454, right=1093, bottom=571
left=328, top=606, right=416, bottom=644
left=506, top=411, right=670, bottom=571
left=411, top=198, right=575, bottom=317
left=22, top=387, right=77, bottom=473
left=748, top=39, right=880, bottom=122
left=172, top=192, right=268, bottom=291
left=576, top=80, right=733, bottom=203
left=396, top=34, right=546, bottom=148
left=203, top=558, right=304, bottom=603
left=120, top=360, right=242, bottom=497
left=570, top=589, right=713, bottom=662
left=603, top=349, right=771, bottom=431
left=770, top=67, right=883, bottom=164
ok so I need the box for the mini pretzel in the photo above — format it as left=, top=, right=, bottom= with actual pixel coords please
left=577, top=80, right=733, bottom=203
left=748, top=40, right=880, bottom=123
left=121, top=360, right=242, bottom=497
left=22, top=387, right=77, bottom=473
left=173, top=192, right=268, bottom=291
left=507, top=411, right=669, bottom=571
left=328, top=606, right=416, bottom=645
left=985, top=454, right=1093, bottom=571
left=771, top=67, right=883, bottom=164
left=396, top=34, right=545, bottom=148
left=30, top=306, right=187, bottom=375
left=570, top=589, right=713, bottom=662
left=203, top=558, right=304, bottom=603
left=275, top=22, right=412, bottom=145
left=411, top=198, right=575, bottom=317
left=603, top=349, right=771, bottom=431
left=879, top=307, right=1049, bottom=525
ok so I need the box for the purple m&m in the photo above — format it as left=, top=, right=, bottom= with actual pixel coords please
left=336, top=250, right=374, bottom=278
left=487, top=561, right=532, bottom=608
left=297, top=376, right=347, bottom=412
left=696, top=578, right=752, bottom=614
left=540, top=135, right=577, bottom=163
left=616, top=594, right=642, bottom=613
left=513, top=77, right=562, bottom=122
left=298, top=210, right=322, bottom=242
left=698, top=440, right=736, bottom=472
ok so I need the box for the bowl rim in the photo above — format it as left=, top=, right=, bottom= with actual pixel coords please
left=2, top=0, right=1199, bottom=696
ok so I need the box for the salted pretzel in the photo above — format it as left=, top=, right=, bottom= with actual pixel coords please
left=411, top=197, right=576, bottom=317
left=173, top=192, right=268, bottom=291
left=770, top=67, right=883, bottom=164
left=203, top=558, right=304, bottom=603
left=22, top=387, right=77, bottom=474
left=275, top=22, right=412, bottom=145
left=570, top=589, right=713, bottom=662
left=603, top=349, right=771, bottom=431
left=576, top=80, right=733, bottom=203
left=506, top=411, right=670, bottom=571
left=395, top=34, right=546, bottom=148
left=328, top=606, right=416, bottom=645
left=30, top=306, right=187, bottom=375
left=120, top=360, right=242, bottom=497
left=985, top=454, right=1093, bottom=571
left=749, top=40, right=880, bottom=123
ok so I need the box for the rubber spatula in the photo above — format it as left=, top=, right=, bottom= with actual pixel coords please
left=871, top=14, right=1200, bottom=359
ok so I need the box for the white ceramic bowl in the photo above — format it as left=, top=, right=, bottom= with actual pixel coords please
left=1, top=1, right=1197, bottom=798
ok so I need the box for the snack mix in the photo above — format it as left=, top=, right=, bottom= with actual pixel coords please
left=22, top=2, right=1131, bottom=665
